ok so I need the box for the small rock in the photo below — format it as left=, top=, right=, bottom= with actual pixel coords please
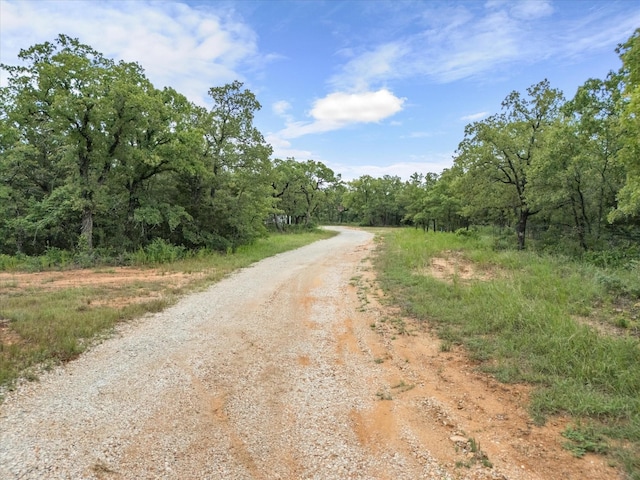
left=450, top=435, right=468, bottom=444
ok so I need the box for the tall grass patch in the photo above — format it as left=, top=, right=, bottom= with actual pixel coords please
left=374, top=228, right=640, bottom=476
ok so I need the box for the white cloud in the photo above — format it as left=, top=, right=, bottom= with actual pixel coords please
left=265, top=134, right=313, bottom=160
left=415, top=8, right=522, bottom=82
left=485, top=0, right=553, bottom=19
left=0, top=0, right=263, bottom=105
left=272, top=100, right=295, bottom=123
left=407, top=131, right=436, bottom=138
left=331, top=157, right=454, bottom=182
left=273, top=100, right=292, bottom=116
left=330, top=42, right=407, bottom=91
left=461, top=111, right=489, bottom=121
left=508, top=0, right=553, bottom=20
left=326, top=1, right=640, bottom=87
left=312, top=90, right=404, bottom=123
left=278, top=89, right=405, bottom=139
left=557, top=13, right=640, bottom=60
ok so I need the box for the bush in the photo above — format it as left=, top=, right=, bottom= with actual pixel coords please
left=455, top=227, right=478, bottom=239
left=583, top=246, right=640, bottom=269
left=128, top=238, right=187, bottom=265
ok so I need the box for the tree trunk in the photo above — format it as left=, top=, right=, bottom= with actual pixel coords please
left=81, top=207, right=93, bottom=250
left=516, top=209, right=528, bottom=250
left=273, top=214, right=284, bottom=232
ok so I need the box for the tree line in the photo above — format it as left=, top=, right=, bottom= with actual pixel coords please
left=1, top=31, right=640, bottom=259
left=333, top=29, right=640, bottom=255
left=0, top=35, right=343, bottom=257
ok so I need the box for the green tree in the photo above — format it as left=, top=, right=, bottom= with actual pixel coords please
left=400, top=172, right=439, bottom=230
left=454, top=79, right=564, bottom=249
left=343, top=174, right=404, bottom=226
left=529, top=74, right=624, bottom=250
left=425, top=167, right=466, bottom=232
left=272, top=158, right=340, bottom=227
left=1, top=35, right=124, bottom=251
left=0, top=35, right=205, bottom=254
left=181, top=81, right=274, bottom=250
left=611, top=29, right=640, bottom=220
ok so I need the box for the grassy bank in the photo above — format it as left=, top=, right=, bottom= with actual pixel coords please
left=0, top=229, right=337, bottom=393
left=374, top=228, right=640, bottom=477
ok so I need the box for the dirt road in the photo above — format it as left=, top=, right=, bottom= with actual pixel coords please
left=0, top=227, right=618, bottom=479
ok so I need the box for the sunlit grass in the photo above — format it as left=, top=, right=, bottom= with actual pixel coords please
left=374, top=228, right=640, bottom=477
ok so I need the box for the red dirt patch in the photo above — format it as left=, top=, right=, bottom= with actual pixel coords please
left=0, top=268, right=201, bottom=292
left=419, top=251, right=499, bottom=284
left=355, top=253, right=619, bottom=480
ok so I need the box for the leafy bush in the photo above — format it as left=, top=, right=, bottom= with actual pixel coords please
left=0, top=254, right=24, bottom=271
left=455, top=227, right=479, bottom=239
left=583, top=246, right=640, bottom=269
left=128, top=238, right=187, bottom=265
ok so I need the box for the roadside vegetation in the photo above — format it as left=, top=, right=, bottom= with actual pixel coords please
left=374, top=227, right=640, bottom=478
left=0, top=229, right=336, bottom=396
left=3, top=26, right=640, bottom=477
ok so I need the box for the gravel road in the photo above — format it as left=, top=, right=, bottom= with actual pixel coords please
left=0, top=227, right=455, bottom=479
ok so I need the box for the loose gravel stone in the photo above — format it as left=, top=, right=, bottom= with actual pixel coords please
left=0, top=228, right=452, bottom=479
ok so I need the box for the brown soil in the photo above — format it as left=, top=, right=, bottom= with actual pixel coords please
left=419, top=251, right=500, bottom=284
left=0, top=268, right=208, bottom=312
left=0, top=239, right=623, bottom=479
left=355, top=251, right=619, bottom=479
left=0, top=319, right=22, bottom=346
left=0, top=268, right=199, bottom=292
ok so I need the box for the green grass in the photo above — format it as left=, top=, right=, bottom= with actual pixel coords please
left=0, top=229, right=336, bottom=394
left=374, top=228, right=640, bottom=478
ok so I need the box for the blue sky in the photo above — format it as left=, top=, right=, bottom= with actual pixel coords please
left=1, top=0, right=639, bottom=180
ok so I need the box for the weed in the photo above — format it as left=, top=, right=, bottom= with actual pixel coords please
left=92, top=462, right=117, bottom=474
left=374, top=228, right=640, bottom=478
left=391, top=380, right=415, bottom=393
left=562, top=423, right=609, bottom=458
left=376, top=390, right=392, bottom=400
left=390, top=317, right=410, bottom=335
left=468, top=437, right=492, bottom=467
left=615, top=316, right=630, bottom=329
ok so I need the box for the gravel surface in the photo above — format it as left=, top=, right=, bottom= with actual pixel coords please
left=0, top=227, right=455, bottom=479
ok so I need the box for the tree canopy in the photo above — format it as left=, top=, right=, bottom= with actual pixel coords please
left=0, top=35, right=276, bottom=255
left=2, top=30, right=640, bottom=259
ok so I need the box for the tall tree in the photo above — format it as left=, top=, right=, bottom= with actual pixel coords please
left=343, top=175, right=404, bottom=226
left=182, top=81, right=274, bottom=250
left=1, top=35, right=119, bottom=250
left=0, top=35, right=186, bottom=252
left=454, top=80, right=564, bottom=249
left=272, top=158, right=340, bottom=227
left=400, top=172, right=439, bottom=230
left=529, top=74, right=624, bottom=250
left=611, top=29, right=640, bottom=220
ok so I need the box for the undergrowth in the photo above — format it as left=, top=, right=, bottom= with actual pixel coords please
left=374, top=228, right=640, bottom=478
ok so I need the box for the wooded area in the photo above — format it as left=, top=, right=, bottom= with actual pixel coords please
left=1, top=30, right=640, bottom=261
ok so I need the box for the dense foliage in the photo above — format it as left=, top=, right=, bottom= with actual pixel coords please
left=0, top=35, right=336, bottom=259
left=340, top=29, right=640, bottom=256
left=2, top=30, right=640, bottom=260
